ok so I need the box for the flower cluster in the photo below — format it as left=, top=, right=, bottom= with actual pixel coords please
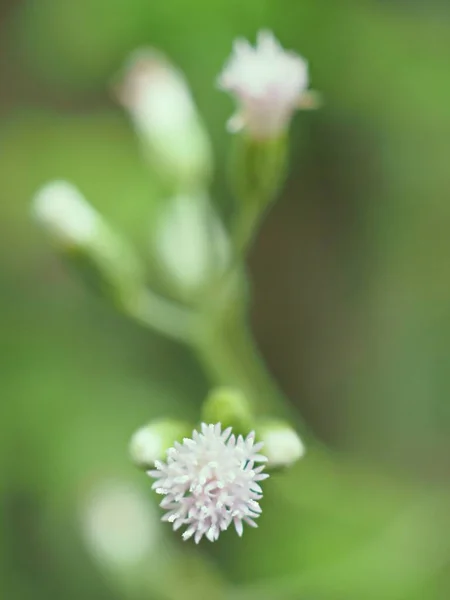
left=149, top=423, right=269, bottom=543
left=32, top=30, right=312, bottom=547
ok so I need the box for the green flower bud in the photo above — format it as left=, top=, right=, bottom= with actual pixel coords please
left=115, top=48, right=213, bottom=190
left=129, top=419, right=191, bottom=469
left=32, top=180, right=147, bottom=313
left=201, top=387, right=253, bottom=435
left=257, top=419, right=305, bottom=469
left=151, top=191, right=230, bottom=302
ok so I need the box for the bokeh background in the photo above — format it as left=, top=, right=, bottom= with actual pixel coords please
left=2, top=0, right=450, bottom=598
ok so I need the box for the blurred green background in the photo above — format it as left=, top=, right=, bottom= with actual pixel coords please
left=2, top=0, right=450, bottom=598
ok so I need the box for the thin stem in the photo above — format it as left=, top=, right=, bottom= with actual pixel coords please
left=126, top=289, right=196, bottom=343
left=230, top=134, right=287, bottom=256
left=194, top=312, right=288, bottom=416
left=232, top=200, right=264, bottom=258
left=192, top=268, right=294, bottom=421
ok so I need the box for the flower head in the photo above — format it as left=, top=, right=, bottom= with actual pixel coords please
left=149, top=423, right=269, bottom=543
left=218, top=30, right=314, bottom=139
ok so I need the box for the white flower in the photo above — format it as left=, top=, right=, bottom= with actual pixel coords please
left=32, top=180, right=99, bottom=246
left=149, top=423, right=269, bottom=543
left=218, top=30, right=315, bottom=139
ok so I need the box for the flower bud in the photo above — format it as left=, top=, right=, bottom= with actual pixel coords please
left=115, top=48, right=212, bottom=189
left=201, top=388, right=253, bottom=435
left=32, top=180, right=147, bottom=312
left=256, top=419, right=305, bottom=469
left=151, top=191, right=230, bottom=302
left=129, top=419, right=191, bottom=469
left=32, top=180, right=99, bottom=246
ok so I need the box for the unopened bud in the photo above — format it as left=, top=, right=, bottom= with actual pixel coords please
left=32, top=180, right=99, bottom=246
left=201, top=388, right=253, bottom=435
left=152, top=191, right=230, bottom=301
left=115, top=48, right=212, bottom=188
left=257, top=419, right=305, bottom=469
left=129, top=419, right=191, bottom=469
left=32, top=180, right=147, bottom=312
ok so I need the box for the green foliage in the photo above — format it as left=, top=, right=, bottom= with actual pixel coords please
left=2, top=1, right=450, bottom=599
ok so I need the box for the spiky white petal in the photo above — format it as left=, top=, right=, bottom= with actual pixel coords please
left=149, top=423, right=268, bottom=543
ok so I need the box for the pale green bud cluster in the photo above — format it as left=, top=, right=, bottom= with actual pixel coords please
left=131, top=388, right=305, bottom=473
left=32, top=35, right=317, bottom=527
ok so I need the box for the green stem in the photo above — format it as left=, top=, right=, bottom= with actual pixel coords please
left=231, top=134, right=287, bottom=256
left=127, top=289, right=196, bottom=343
left=195, top=318, right=284, bottom=415
left=232, top=200, right=264, bottom=258
left=193, top=270, right=292, bottom=420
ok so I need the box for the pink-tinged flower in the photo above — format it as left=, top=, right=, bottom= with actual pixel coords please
left=149, top=423, right=269, bottom=543
left=218, top=30, right=317, bottom=139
